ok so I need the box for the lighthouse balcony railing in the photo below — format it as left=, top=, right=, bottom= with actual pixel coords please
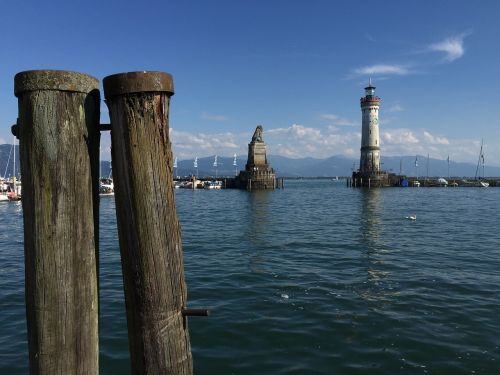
left=360, top=96, right=380, bottom=103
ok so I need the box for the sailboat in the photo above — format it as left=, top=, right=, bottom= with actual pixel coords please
left=1, top=137, right=22, bottom=201
left=99, top=147, right=114, bottom=196
left=474, top=139, right=489, bottom=187
left=204, top=155, right=222, bottom=189
left=213, top=155, right=218, bottom=179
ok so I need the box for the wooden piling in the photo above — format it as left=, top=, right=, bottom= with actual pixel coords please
left=103, top=71, right=192, bottom=374
left=14, top=70, right=100, bottom=374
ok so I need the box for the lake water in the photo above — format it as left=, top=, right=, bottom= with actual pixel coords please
left=1, top=180, right=500, bottom=374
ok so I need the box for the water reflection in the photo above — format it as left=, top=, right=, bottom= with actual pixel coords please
left=245, top=190, right=271, bottom=244
left=358, top=189, right=395, bottom=303
left=360, top=189, right=382, bottom=245
left=244, top=190, right=272, bottom=274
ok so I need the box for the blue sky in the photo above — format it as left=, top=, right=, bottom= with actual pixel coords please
left=1, top=0, right=499, bottom=165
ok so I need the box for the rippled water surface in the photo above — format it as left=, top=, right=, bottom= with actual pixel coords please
left=1, top=180, right=500, bottom=374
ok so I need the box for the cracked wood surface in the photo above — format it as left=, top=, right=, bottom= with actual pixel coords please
left=108, top=92, right=192, bottom=374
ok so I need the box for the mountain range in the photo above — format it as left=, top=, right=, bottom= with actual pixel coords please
left=2, top=144, right=499, bottom=179
left=173, top=154, right=500, bottom=178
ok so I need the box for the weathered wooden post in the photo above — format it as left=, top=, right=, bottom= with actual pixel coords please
left=103, top=71, right=193, bottom=374
left=14, top=70, right=100, bottom=374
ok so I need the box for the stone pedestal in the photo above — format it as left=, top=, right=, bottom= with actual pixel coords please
left=236, top=125, right=276, bottom=190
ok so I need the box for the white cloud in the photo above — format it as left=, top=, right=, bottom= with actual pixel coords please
left=171, top=128, right=241, bottom=159
left=382, top=129, right=420, bottom=145
left=200, top=112, right=229, bottom=121
left=258, top=124, right=360, bottom=158
left=385, top=104, right=404, bottom=113
left=381, top=129, right=459, bottom=161
left=428, top=33, right=470, bottom=62
left=423, top=131, right=449, bottom=145
left=168, top=125, right=500, bottom=166
left=320, top=114, right=358, bottom=127
left=352, top=64, right=411, bottom=76
left=365, top=33, right=376, bottom=43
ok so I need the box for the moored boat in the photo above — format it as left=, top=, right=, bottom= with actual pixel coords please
left=473, top=139, right=489, bottom=187
left=99, top=178, right=114, bottom=196
left=204, top=180, right=222, bottom=189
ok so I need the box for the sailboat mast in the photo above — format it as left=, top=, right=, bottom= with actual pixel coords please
left=426, top=153, right=429, bottom=181
left=475, top=139, right=483, bottom=180
left=99, top=146, right=102, bottom=178
left=12, top=137, right=16, bottom=192
left=482, top=145, right=485, bottom=179
left=13, top=137, right=16, bottom=179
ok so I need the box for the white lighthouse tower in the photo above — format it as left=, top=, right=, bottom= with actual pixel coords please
left=359, top=78, right=381, bottom=174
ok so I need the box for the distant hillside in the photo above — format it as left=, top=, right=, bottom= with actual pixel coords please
left=0, top=144, right=113, bottom=179
left=379, top=155, right=500, bottom=179
left=2, top=143, right=500, bottom=178
left=175, top=154, right=500, bottom=178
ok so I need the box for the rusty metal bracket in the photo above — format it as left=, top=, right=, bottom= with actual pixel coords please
left=182, top=308, right=210, bottom=317
left=181, top=308, right=210, bottom=329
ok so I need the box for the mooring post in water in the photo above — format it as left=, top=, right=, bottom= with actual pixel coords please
left=14, top=70, right=100, bottom=374
left=103, top=71, right=193, bottom=374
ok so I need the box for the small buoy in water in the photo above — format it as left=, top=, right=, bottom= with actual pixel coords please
left=405, top=214, right=417, bottom=221
left=281, top=293, right=289, bottom=299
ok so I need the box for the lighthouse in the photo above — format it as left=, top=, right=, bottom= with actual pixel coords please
left=359, top=78, right=381, bottom=174
left=352, top=79, right=389, bottom=187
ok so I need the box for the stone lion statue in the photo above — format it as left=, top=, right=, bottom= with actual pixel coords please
left=252, top=125, right=263, bottom=142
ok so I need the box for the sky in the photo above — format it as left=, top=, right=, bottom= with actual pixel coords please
left=1, top=0, right=499, bottom=166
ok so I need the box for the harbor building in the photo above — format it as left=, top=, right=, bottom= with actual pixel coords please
left=352, top=80, right=390, bottom=187
left=235, top=125, right=276, bottom=190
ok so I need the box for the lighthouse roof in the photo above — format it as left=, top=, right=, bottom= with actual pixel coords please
left=364, top=77, right=375, bottom=90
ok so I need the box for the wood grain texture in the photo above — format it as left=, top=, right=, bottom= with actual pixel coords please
left=108, top=92, right=192, bottom=374
left=17, top=88, right=100, bottom=374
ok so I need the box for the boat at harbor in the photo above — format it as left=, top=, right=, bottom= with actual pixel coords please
left=99, top=178, right=114, bottom=196
left=178, top=179, right=204, bottom=189
left=473, top=139, right=489, bottom=187
left=204, top=180, right=222, bottom=189
left=1, top=138, right=21, bottom=201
